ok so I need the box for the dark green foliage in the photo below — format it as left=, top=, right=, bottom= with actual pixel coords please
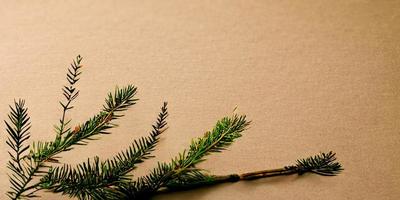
left=57, top=55, right=83, bottom=137
left=5, top=56, right=139, bottom=199
left=117, top=114, right=250, bottom=199
left=30, top=85, right=138, bottom=163
left=5, top=100, right=40, bottom=200
left=103, top=85, right=138, bottom=115
left=40, top=102, right=169, bottom=199
left=6, top=100, right=31, bottom=171
left=38, top=109, right=249, bottom=200
left=295, top=151, right=343, bottom=176
left=4, top=56, right=343, bottom=200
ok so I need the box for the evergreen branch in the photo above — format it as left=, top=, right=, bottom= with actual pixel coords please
left=6, top=56, right=138, bottom=200
left=294, top=151, right=343, bottom=176
left=56, top=55, right=83, bottom=137
left=6, top=100, right=31, bottom=170
left=157, top=151, right=343, bottom=193
left=20, top=85, right=137, bottom=199
left=31, top=85, right=138, bottom=162
left=5, top=99, right=39, bottom=199
left=39, top=102, right=169, bottom=199
left=5, top=56, right=344, bottom=200
left=184, top=114, right=249, bottom=168
left=120, top=114, right=250, bottom=199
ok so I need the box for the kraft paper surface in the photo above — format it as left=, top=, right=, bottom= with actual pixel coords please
left=0, top=1, right=399, bottom=199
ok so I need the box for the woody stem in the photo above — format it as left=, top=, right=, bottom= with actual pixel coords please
left=156, top=166, right=299, bottom=193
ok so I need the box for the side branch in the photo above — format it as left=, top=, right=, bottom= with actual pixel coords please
left=158, top=151, right=343, bottom=193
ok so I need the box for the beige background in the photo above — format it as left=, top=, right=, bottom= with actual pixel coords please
left=1, top=0, right=399, bottom=199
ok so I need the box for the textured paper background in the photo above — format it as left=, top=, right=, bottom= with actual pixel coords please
left=0, top=1, right=399, bottom=199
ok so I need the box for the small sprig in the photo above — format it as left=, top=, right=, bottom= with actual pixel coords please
left=295, top=151, right=343, bottom=176
left=6, top=100, right=31, bottom=171
left=31, top=84, right=138, bottom=162
left=5, top=100, right=38, bottom=200
left=57, top=55, right=83, bottom=136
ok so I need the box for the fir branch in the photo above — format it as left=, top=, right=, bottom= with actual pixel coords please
left=120, top=114, right=250, bottom=199
left=5, top=99, right=39, bottom=200
left=56, top=55, right=83, bottom=136
left=31, top=84, right=138, bottom=162
left=6, top=57, right=138, bottom=199
left=39, top=102, right=169, bottom=199
left=157, top=151, right=343, bottom=193
left=6, top=100, right=31, bottom=170
left=293, top=151, right=343, bottom=176
left=5, top=56, right=344, bottom=200
left=25, top=85, right=137, bottom=199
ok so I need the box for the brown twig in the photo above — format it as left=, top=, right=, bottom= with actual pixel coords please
left=156, top=166, right=299, bottom=194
